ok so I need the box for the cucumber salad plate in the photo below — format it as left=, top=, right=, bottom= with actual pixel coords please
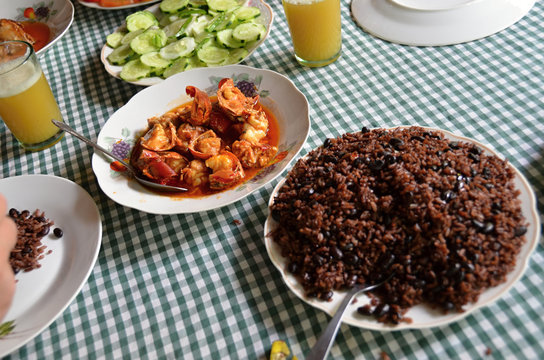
left=100, top=0, right=273, bottom=86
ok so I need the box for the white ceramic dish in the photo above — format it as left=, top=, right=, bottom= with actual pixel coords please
left=264, top=126, right=540, bottom=330
left=0, top=0, right=74, bottom=56
left=0, top=175, right=102, bottom=356
left=91, top=65, right=310, bottom=214
left=77, top=0, right=160, bottom=10
left=100, top=0, right=274, bottom=86
left=350, top=0, right=536, bottom=46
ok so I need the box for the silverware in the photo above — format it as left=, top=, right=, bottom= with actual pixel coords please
left=305, top=272, right=395, bottom=360
left=52, top=120, right=188, bottom=193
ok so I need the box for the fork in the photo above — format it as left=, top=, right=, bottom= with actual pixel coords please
left=305, top=272, right=395, bottom=360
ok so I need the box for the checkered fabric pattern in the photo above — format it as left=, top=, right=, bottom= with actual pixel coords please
left=1, top=0, right=543, bottom=358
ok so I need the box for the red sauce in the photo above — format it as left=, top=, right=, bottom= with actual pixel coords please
left=21, top=21, right=51, bottom=52
left=131, top=99, right=280, bottom=199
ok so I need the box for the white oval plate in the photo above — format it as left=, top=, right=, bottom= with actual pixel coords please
left=0, top=175, right=102, bottom=356
left=100, top=0, right=274, bottom=86
left=264, top=126, right=540, bottom=330
left=350, top=0, right=536, bottom=46
left=0, top=0, right=74, bottom=56
left=77, top=0, right=160, bottom=10
left=91, top=65, right=310, bottom=214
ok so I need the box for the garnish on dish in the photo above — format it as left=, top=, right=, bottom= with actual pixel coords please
left=128, top=77, right=278, bottom=195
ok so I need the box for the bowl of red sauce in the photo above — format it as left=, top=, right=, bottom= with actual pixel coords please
left=0, top=0, right=74, bottom=56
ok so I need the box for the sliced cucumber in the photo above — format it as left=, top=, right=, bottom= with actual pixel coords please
left=160, top=0, right=190, bottom=13
left=216, top=28, right=243, bottom=49
left=159, top=37, right=197, bottom=60
left=207, top=0, right=240, bottom=12
left=206, top=12, right=226, bottom=33
left=188, top=0, right=208, bottom=8
left=232, top=22, right=266, bottom=43
left=126, top=11, right=158, bottom=32
left=162, top=57, right=189, bottom=78
left=130, top=28, right=167, bottom=55
left=188, top=14, right=213, bottom=37
left=106, top=32, right=126, bottom=48
left=163, top=18, right=189, bottom=38
left=225, top=47, right=248, bottom=64
left=197, top=45, right=229, bottom=64
left=120, top=59, right=152, bottom=81
left=107, top=43, right=135, bottom=65
left=140, top=51, right=172, bottom=68
left=177, top=8, right=207, bottom=18
left=185, top=55, right=205, bottom=70
left=175, top=16, right=195, bottom=38
left=234, top=6, right=261, bottom=22
left=121, top=29, right=144, bottom=45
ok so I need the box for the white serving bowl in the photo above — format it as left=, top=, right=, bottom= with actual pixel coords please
left=91, top=65, right=310, bottom=214
left=0, top=0, right=74, bottom=56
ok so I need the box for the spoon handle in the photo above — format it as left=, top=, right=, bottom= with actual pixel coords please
left=52, top=120, right=133, bottom=173
left=305, top=286, right=361, bottom=360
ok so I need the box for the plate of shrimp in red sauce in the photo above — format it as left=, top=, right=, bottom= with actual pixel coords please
left=91, top=65, right=310, bottom=214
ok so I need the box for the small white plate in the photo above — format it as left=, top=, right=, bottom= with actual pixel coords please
left=0, top=0, right=74, bottom=56
left=77, top=0, right=160, bottom=10
left=100, top=0, right=274, bottom=86
left=0, top=175, right=102, bottom=356
left=350, top=0, right=536, bottom=46
left=92, top=65, right=310, bottom=214
left=264, top=126, right=540, bottom=330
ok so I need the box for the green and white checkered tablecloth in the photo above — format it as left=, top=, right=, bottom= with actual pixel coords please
left=1, top=0, right=543, bottom=358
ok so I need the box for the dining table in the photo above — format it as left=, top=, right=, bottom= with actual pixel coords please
left=1, top=0, right=543, bottom=358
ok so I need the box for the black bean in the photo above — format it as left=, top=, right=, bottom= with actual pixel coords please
left=444, top=302, right=455, bottom=311
left=53, top=228, right=63, bottom=238
left=514, top=226, right=527, bottom=237
left=323, top=154, right=337, bottom=163
left=472, top=219, right=485, bottom=231
left=411, top=135, right=425, bottom=142
left=322, top=291, right=334, bottom=301
left=468, top=153, right=480, bottom=162
left=8, top=208, right=19, bottom=218
left=330, top=246, right=343, bottom=259
left=324, top=138, right=333, bottom=148
left=361, top=126, right=369, bottom=134
left=369, top=159, right=385, bottom=171
left=484, top=183, right=494, bottom=190
left=469, top=146, right=482, bottom=155
left=288, top=262, right=299, bottom=274
left=345, top=253, right=359, bottom=265
left=313, top=254, right=326, bottom=266
left=373, top=303, right=390, bottom=317
left=38, top=226, right=50, bottom=237
left=357, top=305, right=373, bottom=316
left=448, top=142, right=460, bottom=149
left=271, top=209, right=282, bottom=221
left=21, top=210, right=30, bottom=218
left=389, top=137, right=404, bottom=149
left=483, top=222, right=494, bottom=234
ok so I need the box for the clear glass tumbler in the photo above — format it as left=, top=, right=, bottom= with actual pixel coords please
left=0, top=40, right=64, bottom=151
left=282, top=0, right=342, bottom=67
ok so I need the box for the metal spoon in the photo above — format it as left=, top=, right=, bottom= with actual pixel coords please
left=305, top=272, right=395, bottom=360
left=52, top=120, right=188, bottom=193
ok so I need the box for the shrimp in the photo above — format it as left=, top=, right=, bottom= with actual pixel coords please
left=182, top=159, right=209, bottom=187
left=231, top=140, right=277, bottom=168
left=186, top=86, right=212, bottom=126
left=0, top=19, right=35, bottom=45
left=133, top=149, right=187, bottom=183
left=176, top=123, right=207, bottom=153
left=188, top=130, right=222, bottom=159
left=216, top=78, right=256, bottom=117
left=205, top=151, right=245, bottom=190
left=140, top=122, right=178, bottom=152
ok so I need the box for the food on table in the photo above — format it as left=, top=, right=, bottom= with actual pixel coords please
left=0, top=19, right=51, bottom=52
left=270, top=126, right=528, bottom=324
left=8, top=208, right=62, bottom=273
left=105, top=0, right=267, bottom=81
left=270, top=340, right=298, bottom=360
left=129, top=78, right=278, bottom=195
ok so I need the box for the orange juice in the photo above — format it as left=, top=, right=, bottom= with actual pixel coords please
left=0, top=41, right=64, bottom=150
left=282, top=0, right=341, bottom=66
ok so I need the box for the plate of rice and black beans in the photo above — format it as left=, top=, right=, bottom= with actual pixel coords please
left=264, top=125, right=539, bottom=330
left=0, top=175, right=102, bottom=357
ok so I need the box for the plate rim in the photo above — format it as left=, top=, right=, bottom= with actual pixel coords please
left=92, top=64, right=310, bottom=214
left=264, top=125, right=540, bottom=331
left=350, top=0, right=536, bottom=46
left=0, top=174, right=102, bottom=356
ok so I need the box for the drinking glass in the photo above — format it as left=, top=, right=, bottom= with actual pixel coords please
left=282, top=0, right=342, bottom=67
left=0, top=40, right=64, bottom=151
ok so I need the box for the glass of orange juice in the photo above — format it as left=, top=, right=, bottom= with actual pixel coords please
left=0, top=40, right=64, bottom=151
left=282, top=0, right=342, bottom=67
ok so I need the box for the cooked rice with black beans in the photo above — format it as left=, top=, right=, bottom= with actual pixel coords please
left=8, top=208, right=55, bottom=273
left=270, top=126, right=527, bottom=324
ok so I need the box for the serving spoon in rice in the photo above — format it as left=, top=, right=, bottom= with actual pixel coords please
left=53, top=120, right=188, bottom=193
left=305, top=272, right=395, bottom=360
